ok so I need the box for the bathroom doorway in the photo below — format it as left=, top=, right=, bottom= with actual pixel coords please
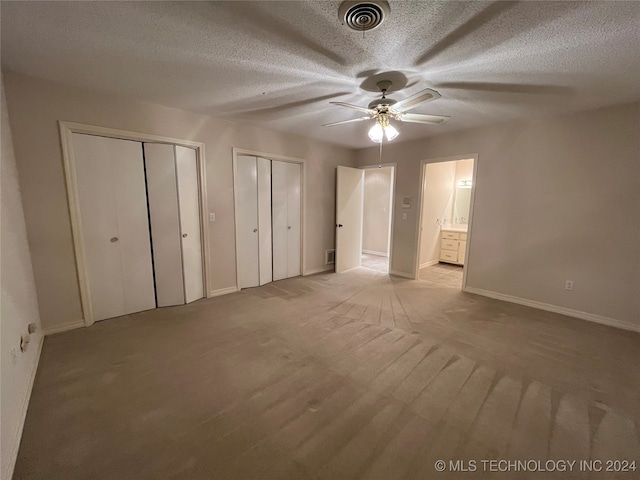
left=415, top=155, right=477, bottom=289
left=361, top=165, right=395, bottom=273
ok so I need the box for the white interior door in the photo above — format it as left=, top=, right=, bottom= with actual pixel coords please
left=272, top=161, right=301, bottom=281
left=336, top=166, right=364, bottom=273
left=257, top=157, right=272, bottom=286
left=272, top=160, right=289, bottom=281
left=175, top=146, right=204, bottom=303
left=236, top=155, right=260, bottom=288
left=72, top=133, right=155, bottom=321
left=144, top=143, right=185, bottom=307
left=286, top=162, right=301, bottom=278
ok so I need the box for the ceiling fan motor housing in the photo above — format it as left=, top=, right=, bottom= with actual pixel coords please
left=368, top=80, right=396, bottom=110
left=339, top=1, right=390, bottom=31
left=368, top=98, right=397, bottom=110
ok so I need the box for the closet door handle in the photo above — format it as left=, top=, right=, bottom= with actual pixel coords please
left=110, top=237, right=118, bottom=243
left=182, top=233, right=188, bottom=238
left=253, top=229, right=258, bottom=233
left=288, top=226, right=292, bottom=230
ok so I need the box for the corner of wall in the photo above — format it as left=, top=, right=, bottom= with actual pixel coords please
left=1, top=72, right=45, bottom=480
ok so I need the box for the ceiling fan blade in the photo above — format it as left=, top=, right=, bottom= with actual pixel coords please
left=330, top=102, right=376, bottom=115
left=322, top=116, right=371, bottom=127
left=398, top=113, right=449, bottom=124
left=391, top=88, right=441, bottom=113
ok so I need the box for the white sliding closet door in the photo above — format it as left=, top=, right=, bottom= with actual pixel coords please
left=236, top=155, right=261, bottom=288
left=144, top=143, right=185, bottom=307
left=272, top=161, right=301, bottom=281
left=72, top=133, right=155, bottom=321
left=272, top=161, right=287, bottom=282
left=256, top=157, right=273, bottom=286
left=145, top=144, right=204, bottom=306
left=235, top=155, right=272, bottom=289
left=286, top=162, right=301, bottom=278
left=175, top=146, right=204, bottom=302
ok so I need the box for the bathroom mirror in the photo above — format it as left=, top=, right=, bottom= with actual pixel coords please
left=453, top=186, right=471, bottom=224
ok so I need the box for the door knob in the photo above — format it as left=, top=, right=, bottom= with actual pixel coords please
left=110, top=237, right=118, bottom=242
left=253, top=228, right=258, bottom=233
left=182, top=233, right=188, bottom=238
left=337, top=224, right=343, bottom=228
left=288, top=226, right=292, bottom=230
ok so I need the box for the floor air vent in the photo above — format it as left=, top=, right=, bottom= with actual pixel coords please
left=325, top=249, right=336, bottom=265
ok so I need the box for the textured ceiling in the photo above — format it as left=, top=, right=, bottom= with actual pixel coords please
left=2, top=1, right=639, bottom=149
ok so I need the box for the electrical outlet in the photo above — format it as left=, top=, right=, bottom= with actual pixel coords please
left=402, top=212, right=408, bottom=220
left=209, top=213, right=216, bottom=222
left=565, top=280, right=574, bottom=291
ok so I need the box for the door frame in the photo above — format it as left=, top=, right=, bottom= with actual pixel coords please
left=232, top=148, right=306, bottom=288
left=59, top=121, right=210, bottom=327
left=358, top=163, right=397, bottom=273
left=414, top=153, right=478, bottom=291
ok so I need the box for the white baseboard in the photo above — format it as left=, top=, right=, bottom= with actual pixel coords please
left=390, top=269, right=414, bottom=279
left=419, top=260, right=439, bottom=269
left=209, top=286, right=239, bottom=298
left=43, top=319, right=85, bottom=335
left=304, top=265, right=334, bottom=276
left=464, top=286, right=640, bottom=333
left=5, top=335, right=43, bottom=480
left=362, top=250, right=388, bottom=257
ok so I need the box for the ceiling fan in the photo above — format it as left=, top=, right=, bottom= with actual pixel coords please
left=322, top=80, right=449, bottom=143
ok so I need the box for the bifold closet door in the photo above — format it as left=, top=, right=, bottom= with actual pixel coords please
left=272, top=161, right=301, bottom=281
left=145, top=144, right=204, bottom=306
left=72, top=133, right=155, bottom=321
left=236, top=155, right=272, bottom=289
left=144, top=143, right=185, bottom=307
left=175, top=146, right=204, bottom=303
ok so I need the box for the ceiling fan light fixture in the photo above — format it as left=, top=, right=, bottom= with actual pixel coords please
left=368, top=122, right=384, bottom=143
left=368, top=115, right=398, bottom=143
left=385, top=123, right=399, bottom=141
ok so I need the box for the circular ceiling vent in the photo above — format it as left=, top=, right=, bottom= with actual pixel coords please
left=338, top=1, right=390, bottom=32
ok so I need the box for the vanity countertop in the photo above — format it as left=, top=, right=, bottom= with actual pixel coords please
left=441, top=225, right=468, bottom=233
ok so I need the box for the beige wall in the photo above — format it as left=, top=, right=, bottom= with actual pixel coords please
left=453, top=159, right=474, bottom=225
left=362, top=167, right=392, bottom=255
left=357, top=102, right=640, bottom=329
left=3, top=71, right=356, bottom=332
left=1, top=74, right=43, bottom=479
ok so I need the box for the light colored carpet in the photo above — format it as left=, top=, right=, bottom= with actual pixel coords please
left=15, top=268, right=640, bottom=479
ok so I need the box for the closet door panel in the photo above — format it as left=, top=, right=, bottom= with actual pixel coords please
left=144, top=143, right=185, bottom=307
left=286, top=162, right=301, bottom=278
left=257, top=157, right=272, bottom=286
left=72, top=134, right=125, bottom=321
left=176, top=146, right=204, bottom=303
left=271, top=161, right=288, bottom=282
left=236, top=155, right=260, bottom=288
left=111, top=139, right=156, bottom=315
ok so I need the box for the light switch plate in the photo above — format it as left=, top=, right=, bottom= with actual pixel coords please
left=209, top=213, right=216, bottom=222
left=402, top=212, right=408, bottom=220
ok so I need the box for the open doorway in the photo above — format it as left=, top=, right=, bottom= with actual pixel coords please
left=335, top=165, right=395, bottom=274
left=360, top=166, right=394, bottom=273
left=416, top=156, right=476, bottom=289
